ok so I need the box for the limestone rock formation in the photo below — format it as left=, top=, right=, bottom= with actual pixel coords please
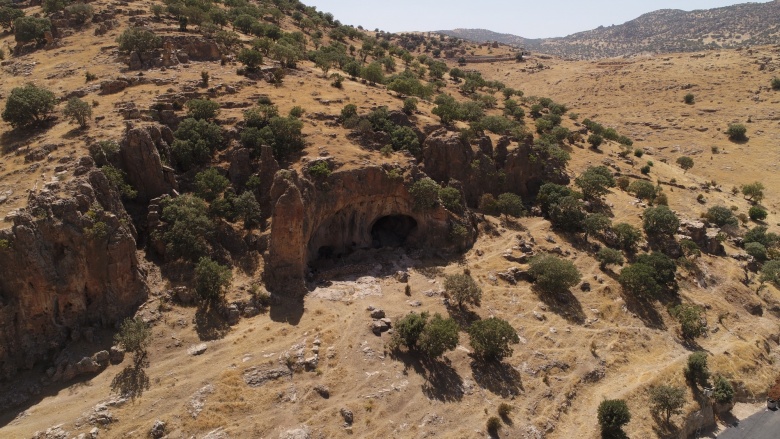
left=119, top=125, right=178, bottom=203
left=0, top=169, right=148, bottom=379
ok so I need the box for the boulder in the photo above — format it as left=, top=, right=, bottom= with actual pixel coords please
left=118, top=126, right=177, bottom=203
left=99, top=79, right=129, bottom=95
left=422, top=128, right=474, bottom=184
left=228, top=148, right=253, bottom=188
left=150, top=420, right=166, bottom=439
left=109, top=346, right=125, bottom=364
left=339, top=408, right=354, bottom=425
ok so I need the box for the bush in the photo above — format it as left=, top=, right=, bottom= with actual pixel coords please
left=685, top=352, right=709, bottom=388
left=588, top=133, right=604, bottom=149
left=340, top=104, right=358, bottom=122
left=598, top=399, right=631, bottom=433
left=194, top=257, right=232, bottom=304
left=172, top=118, right=223, bottom=170
left=409, top=178, right=441, bottom=211
left=760, top=260, right=780, bottom=288
left=676, top=156, right=694, bottom=172
left=726, top=123, right=747, bottom=141
left=102, top=165, right=137, bottom=199
left=486, top=416, right=501, bottom=435
left=772, top=77, right=780, bottom=91
left=65, top=3, right=93, bottom=25
left=641, top=165, right=651, bottom=175
left=683, top=93, right=694, bottom=104
left=114, top=317, right=151, bottom=362
left=596, top=247, right=624, bottom=269
left=444, top=273, right=481, bottom=308
left=497, top=403, right=512, bottom=418
left=432, top=94, right=460, bottom=125
left=712, top=375, right=734, bottom=404
left=528, top=254, right=581, bottom=295
left=391, top=312, right=428, bottom=351
left=232, top=191, right=261, bottom=229
left=643, top=205, right=680, bottom=239
left=156, top=195, right=213, bottom=260
left=117, top=27, right=161, bottom=54
left=745, top=242, right=767, bottom=261
left=403, top=97, right=418, bottom=114
left=289, top=106, right=304, bottom=118
left=1, top=84, right=56, bottom=128
left=549, top=195, right=586, bottom=232
left=745, top=226, right=779, bottom=247
left=237, top=48, right=263, bottom=71
left=742, top=182, right=765, bottom=203
left=496, top=193, right=525, bottom=218
left=584, top=213, right=611, bottom=240
left=439, top=187, right=462, bottom=213
left=575, top=166, right=615, bottom=201
left=390, top=126, right=420, bottom=156
left=636, top=252, right=677, bottom=285
left=63, top=97, right=92, bottom=128
left=669, top=304, right=705, bottom=340
left=705, top=205, right=738, bottom=227
left=194, top=168, right=229, bottom=202
left=612, top=222, right=642, bottom=251
left=748, top=205, right=767, bottom=221
left=42, top=0, right=69, bottom=14
left=649, top=385, right=686, bottom=424
left=418, top=313, right=459, bottom=358
left=89, top=140, right=119, bottom=166
left=468, top=317, right=519, bottom=361
left=186, top=99, right=220, bottom=120
left=619, top=263, right=661, bottom=298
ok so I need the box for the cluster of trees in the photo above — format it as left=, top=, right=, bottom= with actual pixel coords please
left=239, top=101, right=304, bottom=160
left=1, top=83, right=95, bottom=131
left=340, top=105, right=421, bottom=156
left=582, top=118, right=633, bottom=149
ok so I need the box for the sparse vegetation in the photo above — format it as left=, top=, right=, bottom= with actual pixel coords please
left=444, top=273, right=482, bottom=308
left=63, top=97, right=92, bottom=129
left=649, top=385, right=686, bottom=425
left=468, top=317, right=519, bottom=361
left=528, top=254, right=581, bottom=295
left=726, top=123, right=747, bottom=141
left=598, top=399, right=631, bottom=435
left=194, top=257, right=232, bottom=305
left=2, top=84, right=56, bottom=128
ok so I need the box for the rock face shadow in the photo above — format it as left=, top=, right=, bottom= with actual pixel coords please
left=470, top=360, right=524, bottom=398
left=195, top=305, right=232, bottom=340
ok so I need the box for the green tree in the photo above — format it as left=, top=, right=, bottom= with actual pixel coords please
left=585, top=214, right=612, bottom=241
left=575, top=166, right=616, bottom=201
left=549, top=195, right=586, bottom=232
left=391, top=312, right=428, bottom=351
left=745, top=242, right=767, bottom=261
left=233, top=191, right=261, bottom=229
left=649, top=385, right=686, bottom=425
left=418, top=313, right=459, bottom=358
left=749, top=206, right=768, bottom=221
left=706, top=205, right=738, bottom=227
left=409, top=177, right=441, bottom=211
left=237, top=48, right=263, bottom=71
left=116, top=27, right=161, bottom=54
left=114, top=317, right=152, bottom=363
left=172, top=118, right=223, bottom=170
left=194, top=168, right=229, bottom=202
left=194, top=257, right=232, bottom=304
left=742, top=182, right=765, bottom=203
left=759, top=260, right=780, bottom=289
left=361, top=62, right=385, bottom=84
left=588, top=133, right=604, bottom=149
left=636, top=252, right=677, bottom=285
left=468, top=317, right=519, bottom=361
left=403, top=97, right=418, bottom=114
left=618, top=263, right=661, bottom=298
left=444, top=273, right=482, bottom=308
left=627, top=180, right=656, bottom=202
left=432, top=94, right=460, bottom=125
left=676, top=156, right=694, bottom=172
left=496, top=193, right=526, bottom=218
left=685, top=352, right=709, bottom=388
left=13, top=16, right=50, bottom=43
left=669, top=304, right=705, bottom=340
left=63, top=97, right=92, bottom=128
left=726, top=123, right=747, bottom=141
left=744, top=226, right=779, bottom=247
left=0, top=6, right=25, bottom=32
left=712, top=375, right=734, bottom=404
left=612, top=223, right=642, bottom=251
left=156, top=195, right=213, bottom=260
left=528, top=254, right=582, bottom=295
left=643, top=205, right=680, bottom=239
left=390, top=126, right=421, bottom=156
left=598, top=399, right=631, bottom=434
left=439, top=186, right=463, bottom=213
left=536, top=183, right=580, bottom=216
left=1, top=83, right=56, bottom=128
left=186, top=99, right=220, bottom=120
left=596, top=247, right=624, bottom=270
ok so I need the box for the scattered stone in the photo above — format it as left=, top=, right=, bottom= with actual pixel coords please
left=407, top=300, right=422, bottom=307
left=243, top=367, right=292, bottom=387
left=369, top=308, right=385, bottom=319
left=279, top=426, right=310, bottom=439
left=394, top=271, right=409, bottom=283
left=340, top=407, right=354, bottom=426
left=32, top=425, right=69, bottom=439
left=149, top=420, right=166, bottom=439
left=92, top=350, right=109, bottom=365
left=109, top=346, right=125, bottom=364
left=188, top=384, right=214, bottom=418
left=580, top=282, right=591, bottom=292
left=372, top=319, right=391, bottom=335
left=313, top=384, right=330, bottom=398
left=533, top=311, right=546, bottom=321
left=188, top=343, right=207, bottom=356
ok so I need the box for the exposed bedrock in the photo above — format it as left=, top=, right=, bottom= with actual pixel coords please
left=119, top=125, right=178, bottom=203
left=265, top=166, right=474, bottom=294
left=0, top=168, right=148, bottom=380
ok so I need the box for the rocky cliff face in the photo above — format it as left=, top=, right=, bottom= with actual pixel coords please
left=119, top=125, right=178, bottom=204
left=265, top=165, right=470, bottom=294
left=0, top=166, right=147, bottom=380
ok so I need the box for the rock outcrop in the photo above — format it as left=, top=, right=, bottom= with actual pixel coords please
left=119, top=125, right=178, bottom=203
left=0, top=168, right=148, bottom=379
left=265, top=166, right=472, bottom=293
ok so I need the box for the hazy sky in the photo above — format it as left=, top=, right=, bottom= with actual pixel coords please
left=304, top=1, right=774, bottom=39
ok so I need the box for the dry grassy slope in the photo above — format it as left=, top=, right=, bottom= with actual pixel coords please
left=1, top=2, right=780, bottom=439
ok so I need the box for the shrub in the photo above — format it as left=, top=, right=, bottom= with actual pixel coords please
left=42, top=0, right=69, bottom=14
left=596, top=247, right=624, bottom=269
left=536, top=183, right=579, bottom=215
left=627, top=180, right=656, bottom=202
left=1, top=84, right=56, bottom=128
left=549, top=196, right=586, bottom=232
left=619, top=263, right=661, bottom=298
left=640, top=165, right=651, bottom=175
left=186, top=99, right=220, bottom=120
left=468, top=317, right=519, bottom=361
left=575, top=166, right=616, bottom=200
left=172, top=118, right=223, bottom=170
left=497, top=403, right=512, bottom=418
left=102, top=165, right=137, bottom=199
left=705, top=205, right=738, bottom=227
left=391, top=312, right=428, bottom=350
left=486, top=416, right=501, bottom=435
left=749, top=206, right=767, bottom=221
left=772, top=77, right=780, bottom=91
left=444, top=273, right=482, bottom=308
left=612, top=222, right=642, bottom=251
left=669, top=304, right=705, bottom=340
left=676, top=156, right=694, bottom=172
left=232, top=191, right=261, bottom=229
left=156, top=195, right=213, bottom=260
left=89, top=140, right=119, bottom=166
left=194, top=257, right=232, bottom=304
left=683, top=93, right=694, bottom=104
left=742, top=182, right=765, bottom=203
left=194, top=168, right=229, bottom=201
left=744, top=225, right=779, bottom=247
left=439, top=187, right=462, bottom=213
left=237, top=48, right=263, bottom=71
left=726, top=123, right=747, bottom=141
left=65, top=3, right=93, bottom=25
left=409, top=178, right=441, bottom=211
left=114, top=317, right=151, bottom=362
left=685, top=352, right=709, bottom=388
left=637, top=252, right=677, bottom=285
left=0, top=7, right=25, bottom=33
left=403, top=97, right=418, bottom=114
left=598, top=399, right=631, bottom=433
left=588, top=133, right=603, bottom=149
left=745, top=242, right=767, bottom=261
left=712, top=375, right=734, bottom=404
left=117, top=27, right=161, bottom=54
left=680, top=239, right=701, bottom=258
left=760, top=260, right=780, bottom=288
left=63, top=97, right=92, bottom=128
left=528, top=254, right=581, bottom=295
left=390, top=126, right=420, bottom=156
left=340, top=104, right=358, bottom=122
left=649, top=385, right=685, bottom=425
left=584, top=213, right=611, bottom=240
left=634, top=148, right=644, bottom=158
left=643, top=205, right=680, bottom=239
left=496, top=193, right=525, bottom=218
left=616, top=176, right=630, bottom=191
left=289, top=106, right=304, bottom=119
left=432, top=94, right=460, bottom=125
left=417, top=313, right=459, bottom=358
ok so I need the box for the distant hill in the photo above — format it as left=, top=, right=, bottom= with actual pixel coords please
left=438, top=1, right=780, bottom=59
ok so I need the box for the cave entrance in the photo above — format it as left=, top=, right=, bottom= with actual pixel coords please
left=371, top=215, right=418, bottom=249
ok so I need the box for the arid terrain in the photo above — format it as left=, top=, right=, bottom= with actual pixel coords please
left=0, top=1, right=779, bottom=439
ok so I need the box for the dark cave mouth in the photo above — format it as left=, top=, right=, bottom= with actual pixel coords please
left=370, top=215, right=418, bottom=249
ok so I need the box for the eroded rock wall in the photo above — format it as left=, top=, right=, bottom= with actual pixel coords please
left=0, top=167, right=147, bottom=379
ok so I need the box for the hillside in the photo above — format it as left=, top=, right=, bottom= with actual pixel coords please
left=0, top=0, right=779, bottom=438
left=438, top=1, right=780, bottom=59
